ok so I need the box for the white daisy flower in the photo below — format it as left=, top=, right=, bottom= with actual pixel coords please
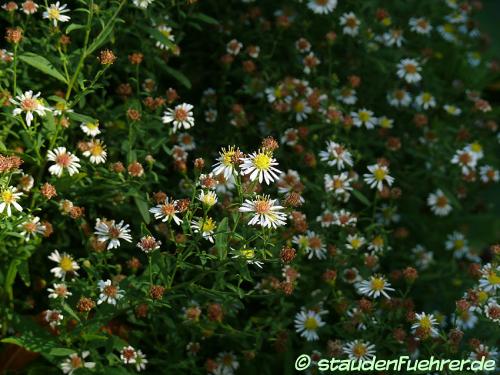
left=239, top=195, right=287, bottom=229
left=378, top=116, right=394, bottom=129
left=307, top=0, right=337, bottom=15
left=479, top=264, right=500, bottom=292
left=464, top=142, right=484, bottom=160
left=334, top=210, right=357, bottom=227
left=18, top=216, right=45, bottom=240
left=293, top=231, right=327, bottom=259
left=43, top=2, right=70, bottom=26
left=149, top=197, right=183, bottom=225
left=44, top=309, right=63, bottom=328
left=479, top=165, right=499, bottom=183
left=191, top=217, right=217, bottom=243
left=10, top=90, right=51, bottom=126
left=343, top=340, right=376, bottom=361
left=340, top=12, right=360, bottom=36
left=48, top=250, right=79, bottom=279
left=47, top=283, right=72, bottom=299
left=363, top=163, right=394, bottom=191
left=411, top=312, right=439, bottom=338
left=155, top=24, right=175, bottom=50
left=445, top=231, right=469, bottom=258
left=346, top=233, right=366, bottom=250
left=469, top=344, right=498, bottom=362
left=387, top=88, right=412, bottom=107
left=427, top=189, right=453, bottom=216
left=61, top=351, right=95, bottom=375
left=120, top=346, right=148, bottom=372
left=294, top=309, right=325, bottom=341
left=351, top=108, right=378, bottom=129
left=412, top=244, right=434, bottom=270
left=356, top=275, right=394, bottom=299
left=212, top=146, right=241, bottom=180
left=409, top=17, right=432, bottom=35
left=453, top=308, right=478, bottom=330
left=415, top=92, right=437, bottom=110
left=226, top=39, right=243, bottom=55
left=94, top=219, right=133, bottom=250
left=47, top=147, right=81, bottom=177
left=324, top=172, right=352, bottom=195
left=162, top=103, right=194, bottom=133
left=216, top=352, right=239, bottom=374
left=82, top=139, right=107, bottom=164
left=444, top=104, right=462, bottom=116
left=231, top=248, right=263, bottom=268
left=239, top=149, right=282, bottom=185
left=484, top=301, right=500, bottom=324
left=337, top=87, right=357, bottom=105
left=198, top=190, right=218, bottom=207
left=136, top=235, right=161, bottom=254
left=450, top=149, right=477, bottom=174
left=319, top=141, right=353, bottom=170
left=80, top=121, right=101, bottom=137
left=397, top=58, right=422, bottom=84
left=381, top=28, right=405, bottom=47
left=132, top=0, right=154, bottom=9
left=97, top=279, right=124, bottom=305
left=0, top=186, right=23, bottom=216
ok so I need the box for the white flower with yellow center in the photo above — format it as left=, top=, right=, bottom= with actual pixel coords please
left=239, top=195, right=286, bottom=229
left=133, top=0, right=154, bottom=9
left=397, top=58, right=422, bottom=83
left=427, top=189, right=452, bottom=216
left=415, top=91, right=436, bottom=110
left=444, top=104, right=462, bottom=116
left=0, top=186, right=23, bottom=216
left=47, top=147, right=81, bottom=177
left=479, top=263, right=500, bottom=292
left=378, top=116, right=394, bottom=129
left=411, top=312, right=439, bottom=338
left=212, top=146, right=240, bottom=179
left=83, top=139, right=107, bottom=164
left=307, top=0, right=337, bottom=15
left=343, top=340, right=376, bottom=361
left=10, top=90, right=51, bottom=126
left=47, top=283, right=71, bottom=299
left=324, top=172, right=352, bottom=195
left=479, top=165, right=499, bottom=183
left=80, top=121, right=101, bottom=137
left=356, top=275, right=394, bottom=299
left=155, top=24, right=175, bottom=50
left=454, top=308, right=478, bottom=330
left=191, top=217, right=217, bottom=243
left=231, top=248, right=263, bottom=268
left=294, top=309, right=325, bottom=341
left=240, top=149, right=282, bottom=185
left=48, top=250, right=79, bottom=279
left=162, top=103, right=194, bottom=133
left=346, top=233, right=365, bottom=250
left=198, top=190, right=218, bottom=207
left=293, top=231, right=327, bottom=259
left=43, top=2, right=70, bottom=26
left=451, top=148, right=477, bottom=174
left=465, top=142, right=484, bottom=160
left=363, top=163, right=394, bottom=191
left=319, top=141, right=353, bottom=170
left=387, top=88, right=412, bottom=107
left=351, top=108, right=378, bottom=129
left=94, top=219, right=133, bottom=250
left=445, top=231, right=469, bottom=258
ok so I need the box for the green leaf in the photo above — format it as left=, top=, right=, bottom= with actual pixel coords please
left=134, top=196, right=151, bottom=224
left=67, top=112, right=97, bottom=124
left=190, top=13, right=219, bottom=25
left=18, top=260, right=30, bottom=287
left=352, top=189, right=371, bottom=207
left=215, top=218, right=229, bottom=260
left=149, top=27, right=176, bottom=50
left=48, top=348, right=75, bottom=356
left=161, top=65, right=192, bottom=89
left=19, top=53, right=67, bottom=83
left=66, top=23, right=85, bottom=34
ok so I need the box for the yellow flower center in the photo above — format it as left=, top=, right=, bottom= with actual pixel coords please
left=241, top=249, right=256, bottom=259
left=359, top=111, right=371, bottom=122
left=304, top=317, right=319, bottom=330
left=90, top=143, right=103, bottom=156
left=371, top=277, right=385, bottom=291
left=352, top=343, right=367, bottom=358
left=454, top=240, right=464, bottom=250
left=59, top=256, right=74, bottom=272
left=373, top=168, right=386, bottom=181
left=487, top=271, right=500, bottom=285
left=48, top=8, right=60, bottom=19
left=419, top=316, right=432, bottom=330
left=202, top=218, right=216, bottom=232
left=2, top=190, right=14, bottom=203
left=253, top=153, right=272, bottom=170
left=350, top=238, right=362, bottom=249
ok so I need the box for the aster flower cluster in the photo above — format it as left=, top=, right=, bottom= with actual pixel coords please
left=0, top=0, right=499, bottom=374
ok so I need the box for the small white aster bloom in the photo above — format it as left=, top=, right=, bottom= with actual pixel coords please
left=48, top=250, right=79, bottom=279
left=351, top=108, right=378, bottom=129
left=363, top=163, right=395, bottom=191
left=162, top=103, right=194, bottom=133
left=239, top=195, right=287, bottom=229
left=198, top=190, right=218, bottom=207
left=293, top=231, right=327, bottom=259
left=43, top=2, right=71, bottom=26
left=484, top=301, right=500, bottom=324
left=191, top=217, right=217, bottom=243
left=409, top=17, right=432, bottom=35
left=478, top=263, right=500, bottom=292
left=22, top=1, right=39, bottom=15
left=216, top=352, right=239, bottom=374
left=469, top=344, right=498, bottom=362
left=411, top=312, right=439, bottom=338
left=47, top=283, right=72, bottom=299
left=343, top=340, right=376, bottom=361
left=61, top=351, right=95, bottom=375
left=454, top=308, right=478, bottom=330
left=427, top=189, right=453, bottom=216
left=44, top=309, right=63, bottom=328
left=231, top=248, right=263, bottom=268
left=479, top=165, right=499, bottom=183
left=155, top=25, right=175, bottom=49
left=10, top=90, right=51, bottom=126
left=212, top=146, right=240, bottom=180
left=396, top=58, right=422, bottom=83
left=97, top=279, right=124, bottom=305
left=80, top=121, right=101, bottom=137
left=415, top=91, right=437, bottom=110
left=445, top=231, right=469, bottom=258
left=82, top=139, right=107, bottom=164
left=387, top=88, right=412, bottom=107
left=450, top=149, right=477, bottom=174
left=149, top=197, right=183, bottom=225
left=307, top=0, right=337, bottom=15
left=356, top=275, right=394, bottom=299
left=340, top=12, right=360, bottom=36
left=324, top=172, right=352, bottom=195
left=444, top=104, right=462, bottom=116
left=47, top=147, right=81, bottom=177
left=0, top=186, right=23, bottom=216
left=239, top=149, right=282, bottom=185
left=18, top=216, right=45, bottom=240
left=346, top=233, right=366, bottom=250
left=132, top=0, right=154, bottom=9
left=94, top=218, right=133, bottom=250
left=136, top=235, right=161, bottom=254
left=318, top=141, right=353, bottom=170
left=294, top=309, right=325, bottom=341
